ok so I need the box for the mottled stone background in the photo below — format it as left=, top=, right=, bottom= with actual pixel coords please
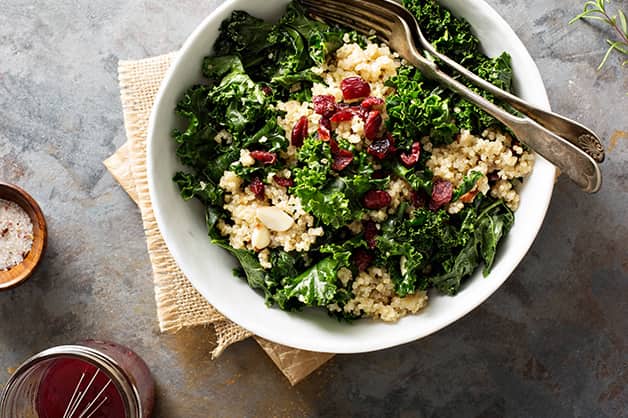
left=0, top=0, right=626, bottom=416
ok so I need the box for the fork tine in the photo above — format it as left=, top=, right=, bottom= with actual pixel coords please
left=301, top=1, right=393, bottom=41
left=309, top=10, right=388, bottom=41
left=305, top=8, right=390, bottom=40
left=301, top=0, right=396, bottom=31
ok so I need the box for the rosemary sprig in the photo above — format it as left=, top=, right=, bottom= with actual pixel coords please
left=570, top=0, right=628, bottom=69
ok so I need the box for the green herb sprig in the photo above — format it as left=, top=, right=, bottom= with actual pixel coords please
left=570, top=0, right=628, bottom=69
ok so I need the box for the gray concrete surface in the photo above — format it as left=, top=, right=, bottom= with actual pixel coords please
left=0, top=0, right=626, bottom=416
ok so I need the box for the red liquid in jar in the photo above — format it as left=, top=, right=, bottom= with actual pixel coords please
left=35, top=358, right=126, bottom=418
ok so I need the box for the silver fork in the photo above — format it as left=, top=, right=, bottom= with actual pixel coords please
left=300, top=0, right=603, bottom=193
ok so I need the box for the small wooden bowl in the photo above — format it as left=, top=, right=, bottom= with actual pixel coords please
left=0, top=183, right=47, bottom=290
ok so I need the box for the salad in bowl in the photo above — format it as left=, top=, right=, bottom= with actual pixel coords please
left=148, top=0, right=554, bottom=352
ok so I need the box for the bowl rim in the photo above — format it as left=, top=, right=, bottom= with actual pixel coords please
left=147, top=0, right=556, bottom=353
left=0, top=182, right=47, bottom=290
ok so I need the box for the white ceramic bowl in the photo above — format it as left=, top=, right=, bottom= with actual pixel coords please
left=147, top=0, right=556, bottom=353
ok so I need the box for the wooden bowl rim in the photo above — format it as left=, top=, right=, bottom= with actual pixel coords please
left=0, top=183, right=47, bottom=290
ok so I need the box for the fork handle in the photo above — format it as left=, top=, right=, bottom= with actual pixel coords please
left=423, top=47, right=606, bottom=163
left=405, top=54, right=602, bottom=193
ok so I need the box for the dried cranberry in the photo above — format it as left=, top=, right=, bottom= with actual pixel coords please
left=367, top=137, right=392, bottom=160
left=353, top=249, right=374, bottom=271
left=341, top=76, right=371, bottom=100
left=360, top=96, right=384, bottom=111
left=332, top=149, right=354, bottom=171
left=386, top=132, right=398, bottom=153
left=249, top=177, right=265, bottom=200
left=318, top=118, right=332, bottom=141
left=330, top=109, right=354, bottom=123
left=364, top=110, right=383, bottom=141
left=363, top=190, right=391, bottom=210
left=291, top=116, right=308, bottom=147
left=362, top=220, right=378, bottom=249
left=411, top=190, right=428, bottom=208
left=488, top=171, right=500, bottom=182
left=429, top=179, right=453, bottom=211
left=312, top=95, right=337, bottom=118
left=329, top=138, right=340, bottom=154
left=249, top=150, right=277, bottom=165
left=274, top=176, right=294, bottom=188
left=261, top=86, right=272, bottom=96
left=399, top=141, right=421, bottom=168
left=329, top=139, right=353, bottom=171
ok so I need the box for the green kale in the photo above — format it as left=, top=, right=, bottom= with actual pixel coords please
left=452, top=171, right=484, bottom=201
left=376, top=204, right=428, bottom=296
left=385, top=66, right=458, bottom=147
left=477, top=199, right=514, bottom=275
left=173, top=172, right=224, bottom=206
left=392, top=161, right=433, bottom=194
left=375, top=195, right=513, bottom=296
left=213, top=10, right=278, bottom=77
left=427, top=197, right=514, bottom=294
left=213, top=3, right=343, bottom=95
left=476, top=52, right=513, bottom=91
left=429, top=236, right=480, bottom=295
left=213, top=240, right=273, bottom=300
left=172, top=85, right=217, bottom=170
left=202, top=55, right=246, bottom=81
left=274, top=253, right=350, bottom=309
left=388, top=1, right=516, bottom=143
left=402, top=0, right=481, bottom=66
left=279, top=1, right=344, bottom=66
left=292, top=138, right=353, bottom=229
left=206, top=59, right=268, bottom=135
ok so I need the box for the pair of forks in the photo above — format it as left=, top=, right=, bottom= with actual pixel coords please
left=300, top=0, right=604, bottom=193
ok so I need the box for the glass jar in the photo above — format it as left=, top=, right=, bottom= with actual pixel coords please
left=0, top=340, right=155, bottom=417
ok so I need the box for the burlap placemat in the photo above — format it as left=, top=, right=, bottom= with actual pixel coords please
left=104, top=53, right=333, bottom=385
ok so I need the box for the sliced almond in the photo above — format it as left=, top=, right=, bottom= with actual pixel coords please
left=251, top=224, right=271, bottom=251
left=256, top=206, right=294, bottom=232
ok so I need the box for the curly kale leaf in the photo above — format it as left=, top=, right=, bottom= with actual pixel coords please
left=453, top=53, right=514, bottom=132
left=392, top=161, right=433, bottom=195
left=292, top=138, right=352, bottom=229
left=402, top=0, right=481, bottom=66
left=173, top=85, right=218, bottom=170
left=385, top=66, right=458, bottom=147
left=388, top=2, right=515, bottom=142
left=206, top=57, right=268, bottom=135
left=292, top=140, right=385, bottom=229
left=376, top=203, right=427, bottom=296
left=375, top=194, right=513, bottom=296
left=274, top=252, right=350, bottom=309
left=213, top=10, right=278, bottom=75
left=476, top=52, right=513, bottom=91
left=173, top=172, right=224, bottom=206
left=279, top=1, right=344, bottom=66
left=213, top=3, right=342, bottom=94
left=428, top=197, right=514, bottom=294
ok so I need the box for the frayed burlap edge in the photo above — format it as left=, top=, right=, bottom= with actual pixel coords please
left=104, top=53, right=333, bottom=385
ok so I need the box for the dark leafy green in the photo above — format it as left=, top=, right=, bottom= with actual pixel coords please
left=386, top=1, right=515, bottom=147
left=275, top=252, right=350, bottom=309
